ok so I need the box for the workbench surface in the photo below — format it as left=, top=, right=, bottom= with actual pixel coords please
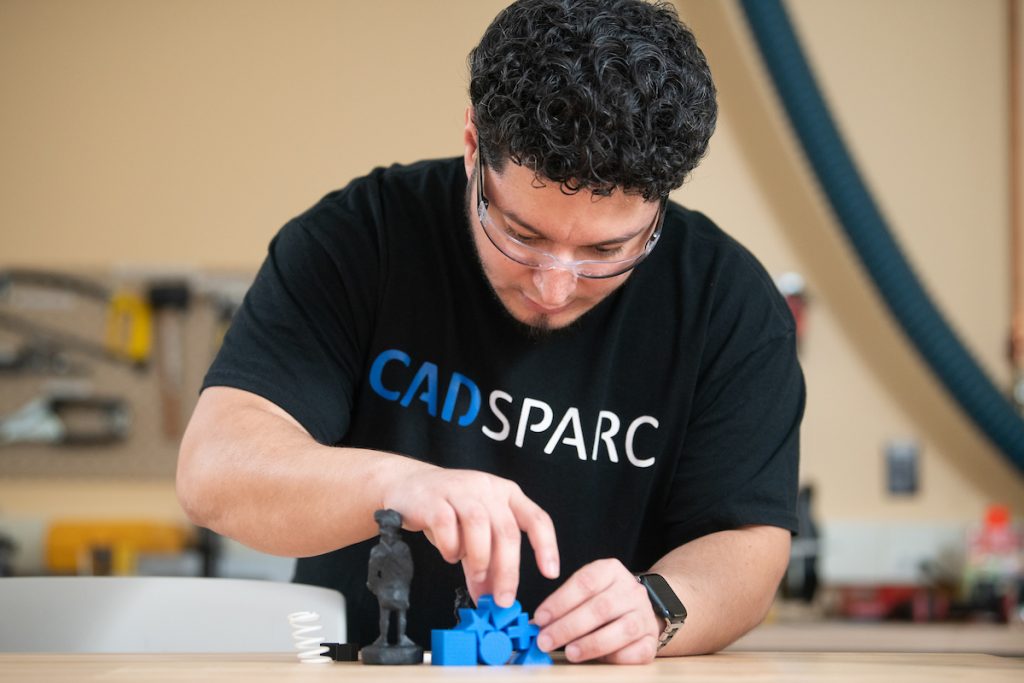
left=0, top=651, right=1021, bottom=682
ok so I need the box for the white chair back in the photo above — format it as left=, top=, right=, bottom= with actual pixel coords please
left=0, top=576, right=345, bottom=653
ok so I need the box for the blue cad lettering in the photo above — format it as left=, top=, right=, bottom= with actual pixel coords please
left=368, top=349, right=659, bottom=467
left=370, top=349, right=481, bottom=427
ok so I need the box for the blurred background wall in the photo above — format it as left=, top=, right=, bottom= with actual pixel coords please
left=0, top=0, right=1021, bottom=587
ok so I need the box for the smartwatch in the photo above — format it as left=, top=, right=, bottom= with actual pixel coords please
left=636, top=573, right=687, bottom=649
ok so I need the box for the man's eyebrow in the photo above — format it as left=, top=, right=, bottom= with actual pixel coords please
left=499, top=204, right=651, bottom=247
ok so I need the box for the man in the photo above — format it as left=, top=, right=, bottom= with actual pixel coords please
left=177, top=0, right=803, bottom=664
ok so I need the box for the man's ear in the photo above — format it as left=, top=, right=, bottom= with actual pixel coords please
left=463, top=105, right=478, bottom=179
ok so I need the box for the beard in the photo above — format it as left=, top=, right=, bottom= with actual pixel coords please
left=521, top=312, right=555, bottom=338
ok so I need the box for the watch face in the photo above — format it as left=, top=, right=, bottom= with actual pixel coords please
left=640, top=573, right=687, bottom=623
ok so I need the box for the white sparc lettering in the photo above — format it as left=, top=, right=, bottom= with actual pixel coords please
left=591, top=410, right=620, bottom=462
left=544, top=407, right=587, bottom=460
left=625, top=416, right=659, bottom=468
left=481, top=390, right=513, bottom=441
left=478, top=392, right=659, bottom=469
left=515, top=398, right=553, bottom=448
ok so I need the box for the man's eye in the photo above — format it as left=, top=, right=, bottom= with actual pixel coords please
left=508, top=229, right=537, bottom=243
left=593, top=245, right=625, bottom=257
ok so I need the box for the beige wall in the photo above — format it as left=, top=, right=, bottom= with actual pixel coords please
left=0, top=0, right=1021, bottom=529
left=681, top=0, right=1024, bottom=523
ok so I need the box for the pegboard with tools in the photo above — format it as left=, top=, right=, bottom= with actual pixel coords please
left=0, top=268, right=250, bottom=479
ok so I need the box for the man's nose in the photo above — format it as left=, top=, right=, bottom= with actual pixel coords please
left=532, top=266, right=578, bottom=307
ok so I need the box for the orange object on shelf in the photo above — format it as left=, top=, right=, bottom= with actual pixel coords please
left=45, top=520, right=191, bottom=575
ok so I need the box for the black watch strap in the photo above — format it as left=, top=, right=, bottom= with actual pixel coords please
left=636, top=573, right=687, bottom=650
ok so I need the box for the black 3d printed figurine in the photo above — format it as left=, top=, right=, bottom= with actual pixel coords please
left=361, top=508, right=424, bottom=665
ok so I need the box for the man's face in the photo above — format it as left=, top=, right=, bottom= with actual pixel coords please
left=464, top=146, right=660, bottom=331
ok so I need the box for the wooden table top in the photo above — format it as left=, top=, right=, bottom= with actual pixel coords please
left=0, top=651, right=1021, bottom=682
left=729, top=621, right=1024, bottom=656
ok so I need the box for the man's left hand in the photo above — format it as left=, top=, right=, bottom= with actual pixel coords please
left=531, top=558, right=661, bottom=664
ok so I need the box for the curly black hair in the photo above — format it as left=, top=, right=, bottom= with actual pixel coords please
left=469, top=0, right=716, bottom=201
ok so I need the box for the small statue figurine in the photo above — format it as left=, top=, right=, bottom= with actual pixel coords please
left=361, top=508, right=423, bottom=665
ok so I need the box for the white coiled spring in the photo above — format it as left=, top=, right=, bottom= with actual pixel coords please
left=287, top=611, right=330, bottom=664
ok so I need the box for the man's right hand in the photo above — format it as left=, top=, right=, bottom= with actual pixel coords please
left=179, top=387, right=558, bottom=609
left=379, top=464, right=560, bottom=609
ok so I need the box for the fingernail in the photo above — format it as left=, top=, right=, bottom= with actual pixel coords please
left=565, top=644, right=580, bottom=661
left=496, top=592, right=515, bottom=607
left=537, top=634, right=552, bottom=652
left=546, top=560, right=559, bottom=578
left=472, top=571, right=487, bottom=584
left=533, top=609, right=550, bottom=626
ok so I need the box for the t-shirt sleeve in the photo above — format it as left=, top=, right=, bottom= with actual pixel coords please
left=660, top=246, right=805, bottom=550
left=202, top=204, right=379, bottom=446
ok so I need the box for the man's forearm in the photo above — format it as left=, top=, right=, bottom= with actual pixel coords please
left=177, top=388, right=435, bottom=557
left=179, top=387, right=561, bottom=605
left=649, top=525, right=791, bottom=656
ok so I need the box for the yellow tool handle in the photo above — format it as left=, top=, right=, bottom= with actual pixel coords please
left=105, top=292, right=153, bottom=365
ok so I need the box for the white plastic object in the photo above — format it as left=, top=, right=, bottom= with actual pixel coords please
left=287, top=611, right=330, bottom=664
left=0, top=576, right=345, bottom=653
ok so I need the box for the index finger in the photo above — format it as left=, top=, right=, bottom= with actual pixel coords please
left=532, top=559, right=619, bottom=628
left=508, top=489, right=559, bottom=580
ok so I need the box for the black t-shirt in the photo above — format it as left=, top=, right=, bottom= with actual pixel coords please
left=203, top=157, right=804, bottom=647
